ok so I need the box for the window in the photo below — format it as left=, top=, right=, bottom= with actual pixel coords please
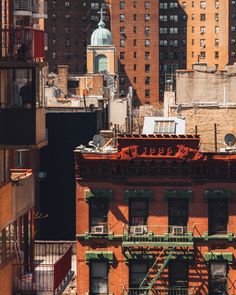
left=145, top=39, right=150, bottom=47
left=160, top=15, right=168, bottom=22
left=215, top=51, right=219, bottom=59
left=65, top=39, right=70, bottom=47
left=120, top=52, right=125, bottom=59
left=133, top=26, right=137, bottom=33
left=91, top=262, right=108, bottom=294
left=120, top=14, right=125, bottom=22
left=169, top=198, right=188, bottom=228
left=192, top=1, right=194, bottom=7
left=232, top=39, right=236, bottom=45
left=231, top=26, right=236, bottom=32
left=120, top=76, right=125, bottom=84
left=145, top=76, right=150, bottom=85
left=170, top=2, right=178, bottom=8
left=65, top=1, right=70, bottom=7
left=134, top=52, right=137, bottom=58
left=192, top=39, right=194, bottom=45
left=90, top=198, right=108, bottom=232
left=215, top=26, right=219, bottom=33
left=145, top=27, right=150, bottom=35
left=134, top=39, right=137, bottom=46
left=160, top=27, right=168, bottom=34
left=182, top=2, right=186, bottom=9
left=134, top=64, right=137, bottom=71
left=170, top=27, right=178, bottom=34
left=65, top=13, right=70, bottom=21
left=209, top=198, right=228, bottom=235
left=91, top=3, right=99, bottom=9
left=160, top=40, right=168, bottom=46
left=134, top=76, right=137, bottom=83
left=215, top=39, right=219, bottom=47
left=120, top=39, right=125, bottom=47
left=170, top=15, right=178, bottom=22
left=160, top=3, right=168, bottom=9
left=133, top=1, right=137, bottom=8
left=145, top=64, right=150, bottom=72
left=209, top=262, right=227, bottom=295
left=169, top=261, right=188, bottom=288
left=192, top=52, right=194, bottom=58
left=200, top=39, right=206, bottom=47
left=145, top=89, right=150, bottom=98
left=215, top=0, right=219, bottom=8
left=145, top=1, right=150, bottom=9
left=130, top=263, right=148, bottom=288
left=200, top=26, right=206, bottom=34
left=200, top=1, right=206, bottom=8
left=133, top=14, right=137, bottom=21
left=52, top=13, right=56, bottom=20
left=145, top=14, right=150, bottom=21
left=120, top=26, right=125, bottom=34
left=182, top=40, right=186, bottom=47
left=200, top=14, right=206, bottom=21
left=215, top=13, right=219, bottom=21
left=120, top=89, right=125, bottom=96
left=192, top=14, right=195, bottom=20
left=145, top=52, right=150, bottom=59
left=192, top=26, right=195, bottom=33
left=200, top=51, right=205, bottom=59
left=129, top=200, right=148, bottom=226
left=120, top=1, right=125, bottom=9
left=169, top=40, right=178, bottom=47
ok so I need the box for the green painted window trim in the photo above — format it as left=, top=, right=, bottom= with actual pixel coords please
left=164, top=189, right=193, bottom=199
left=85, top=251, right=114, bottom=263
left=85, top=189, right=113, bottom=201
left=204, top=189, right=233, bottom=199
left=205, top=252, right=233, bottom=263
left=124, top=189, right=154, bottom=203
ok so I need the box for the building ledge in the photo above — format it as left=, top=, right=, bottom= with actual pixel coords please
left=76, top=233, right=123, bottom=240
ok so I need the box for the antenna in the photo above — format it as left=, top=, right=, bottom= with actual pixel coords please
left=224, top=133, right=236, bottom=147
left=93, top=134, right=105, bottom=148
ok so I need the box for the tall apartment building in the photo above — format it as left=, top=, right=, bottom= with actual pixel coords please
left=159, top=0, right=236, bottom=98
left=0, top=1, right=47, bottom=294
left=75, top=133, right=236, bottom=294
left=46, top=0, right=159, bottom=106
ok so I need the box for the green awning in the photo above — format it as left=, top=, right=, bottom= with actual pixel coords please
left=205, top=252, right=233, bottom=263
left=204, top=189, right=233, bottom=199
left=165, top=190, right=193, bottom=199
left=85, top=251, right=114, bottom=263
left=124, top=189, right=154, bottom=203
left=85, top=189, right=113, bottom=201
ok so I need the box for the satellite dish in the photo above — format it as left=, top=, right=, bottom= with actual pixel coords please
left=93, top=134, right=105, bottom=148
left=224, top=133, right=236, bottom=146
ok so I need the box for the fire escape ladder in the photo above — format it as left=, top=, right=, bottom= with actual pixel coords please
left=139, top=248, right=166, bottom=288
left=142, top=247, right=176, bottom=292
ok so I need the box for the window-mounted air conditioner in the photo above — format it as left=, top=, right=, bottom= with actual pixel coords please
left=133, top=225, right=148, bottom=235
left=91, top=225, right=107, bottom=234
left=171, top=226, right=184, bottom=235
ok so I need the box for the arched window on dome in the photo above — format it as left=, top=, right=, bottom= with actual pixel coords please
left=94, top=54, right=108, bottom=73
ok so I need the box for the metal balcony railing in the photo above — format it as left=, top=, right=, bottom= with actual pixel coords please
left=0, top=26, right=44, bottom=60
left=13, top=243, right=73, bottom=294
left=14, top=0, right=32, bottom=11
left=123, top=225, right=194, bottom=243
left=123, top=287, right=193, bottom=295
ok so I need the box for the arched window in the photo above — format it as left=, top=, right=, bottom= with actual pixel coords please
left=94, top=54, right=108, bottom=73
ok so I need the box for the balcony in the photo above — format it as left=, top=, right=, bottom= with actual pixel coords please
left=14, top=0, right=32, bottom=16
left=0, top=26, right=44, bottom=60
left=122, top=225, right=194, bottom=248
left=13, top=241, right=74, bottom=295
left=11, top=169, right=34, bottom=217
left=0, top=66, right=47, bottom=148
left=123, top=287, right=194, bottom=295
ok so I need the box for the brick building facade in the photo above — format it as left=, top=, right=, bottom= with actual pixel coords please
left=75, top=134, right=236, bottom=294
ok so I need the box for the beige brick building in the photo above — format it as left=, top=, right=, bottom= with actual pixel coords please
left=165, top=63, right=236, bottom=152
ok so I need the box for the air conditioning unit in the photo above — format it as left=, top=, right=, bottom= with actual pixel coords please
left=133, top=225, right=147, bottom=235
left=171, top=226, right=184, bottom=235
left=91, top=225, right=107, bottom=234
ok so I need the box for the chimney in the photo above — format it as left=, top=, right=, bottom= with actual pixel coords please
left=57, top=65, right=69, bottom=97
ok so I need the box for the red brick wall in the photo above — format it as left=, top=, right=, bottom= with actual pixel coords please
left=76, top=180, right=236, bottom=294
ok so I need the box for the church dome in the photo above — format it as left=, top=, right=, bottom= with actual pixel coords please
left=91, top=16, right=112, bottom=46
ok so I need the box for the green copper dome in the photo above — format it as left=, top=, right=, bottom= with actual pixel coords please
left=91, top=10, right=112, bottom=46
